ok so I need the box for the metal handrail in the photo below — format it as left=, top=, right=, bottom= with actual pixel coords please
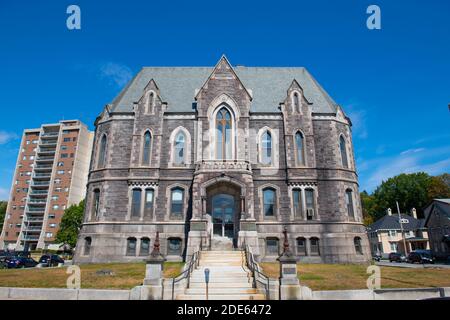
left=242, top=244, right=271, bottom=300
left=169, top=250, right=200, bottom=300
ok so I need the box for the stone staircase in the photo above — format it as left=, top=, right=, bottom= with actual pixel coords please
left=176, top=251, right=265, bottom=300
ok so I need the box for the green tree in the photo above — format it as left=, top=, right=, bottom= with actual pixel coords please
left=0, top=201, right=7, bottom=230
left=360, top=191, right=376, bottom=225
left=55, top=200, right=85, bottom=247
left=372, top=173, right=431, bottom=218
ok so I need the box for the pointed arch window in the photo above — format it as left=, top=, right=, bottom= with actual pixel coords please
left=142, top=131, right=152, bottom=165
left=261, top=130, right=272, bottom=165
left=340, top=136, right=349, bottom=168
left=295, top=132, right=305, bottom=166
left=98, top=135, right=107, bottom=168
left=216, top=107, right=232, bottom=160
left=174, top=132, right=186, bottom=165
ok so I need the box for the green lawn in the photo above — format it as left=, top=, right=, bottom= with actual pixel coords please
left=1, top=262, right=449, bottom=291
left=0, top=262, right=184, bottom=290
left=261, top=263, right=450, bottom=291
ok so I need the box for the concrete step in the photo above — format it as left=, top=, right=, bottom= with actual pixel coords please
left=201, top=251, right=243, bottom=254
left=189, top=282, right=253, bottom=289
left=199, top=263, right=243, bottom=267
left=176, top=294, right=265, bottom=300
left=190, top=274, right=249, bottom=279
left=192, top=267, right=248, bottom=273
left=189, top=276, right=251, bottom=283
left=185, top=288, right=258, bottom=295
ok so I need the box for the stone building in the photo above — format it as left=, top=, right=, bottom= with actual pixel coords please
left=424, top=199, right=450, bottom=260
left=73, top=56, right=370, bottom=264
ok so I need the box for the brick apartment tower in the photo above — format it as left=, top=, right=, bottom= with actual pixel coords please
left=0, top=120, right=94, bottom=251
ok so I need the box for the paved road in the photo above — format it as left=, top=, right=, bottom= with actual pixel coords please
left=376, top=261, right=450, bottom=269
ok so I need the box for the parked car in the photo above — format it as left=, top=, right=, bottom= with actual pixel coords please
left=389, top=252, right=406, bottom=262
left=38, top=254, right=65, bottom=267
left=407, top=250, right=435, bottom=264
left=372, top=253, right=382, bottom=262
left=5, top=256, right=38, bottom=269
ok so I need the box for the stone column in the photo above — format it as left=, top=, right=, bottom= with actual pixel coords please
left=142, top=232, right=166, bottom=300
left=278, top=228, right=306, bottom=300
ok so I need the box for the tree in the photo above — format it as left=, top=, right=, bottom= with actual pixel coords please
left=428, top=175, right=450, bottom=200
left=55, top=200, right=85, bottom=248
left=439, top=173, right=450, bottom=188
left=372, top=173, right=431, bottom=218
left=360, top=191, right=376, bottom=225
left=0, top=201, right=7, bottom=231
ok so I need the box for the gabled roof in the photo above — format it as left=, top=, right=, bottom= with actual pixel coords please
left=424, top=199, right=450, bottom=227
left=109, top=62, right=338, bottom=114
left=368, top=214, right=426, bottom=232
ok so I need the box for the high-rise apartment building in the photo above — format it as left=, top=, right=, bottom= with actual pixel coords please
left=0, top=120, right=94, bottom=251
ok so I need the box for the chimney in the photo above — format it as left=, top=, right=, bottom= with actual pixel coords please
left=411, top=208, right=417, bottom=219
left=387, top=208, right=392, bottom=216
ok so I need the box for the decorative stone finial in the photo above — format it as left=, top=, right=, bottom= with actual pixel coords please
left=147, top=231, right=165, bottom=263
left=278, top=227, right=296, bottom=262
left=283, top=227, right=290, bottom=253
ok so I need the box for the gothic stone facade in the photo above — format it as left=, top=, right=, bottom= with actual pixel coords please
left=73, top=56, right=371, bottom=264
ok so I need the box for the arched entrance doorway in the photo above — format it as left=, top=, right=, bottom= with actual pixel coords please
left=212, top=194, right=235, bottom=238
left=206, top=181, right=242, bottom=247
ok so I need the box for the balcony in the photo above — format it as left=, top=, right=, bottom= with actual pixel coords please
left=21, top=235, right=40, bottom=241
left=28, top=199, right=47, bottom=205
left=36, top=156, right=55, bottom=162
left=32, top=181, right=50, bottom=187
left=26, top=207, right=45, bottom=213
left=37, top=150, right=56, bottom=156
left=26, top=217, right=44, bottom=222
left=33, top=173, right=51, bottom=179
left=195, top=160, right=252, bottom=173
left=40, top=140, right=58, bottom=146
left=23, top=227, right=42, bottom=233
left=29, top=190, right=49, bottom=196
left=41, top=132, right=59, bottom=138
left=34, top=165, right=53, bottom=171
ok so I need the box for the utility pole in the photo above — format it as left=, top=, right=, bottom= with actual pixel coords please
left=396, top=201, right=408, bottom=256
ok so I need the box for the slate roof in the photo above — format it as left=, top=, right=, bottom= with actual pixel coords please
left=110, top=66, right=338, bottom=114
left=368, top=214, right=426, bottom=232
left=424, top=199, right=450, bottom=227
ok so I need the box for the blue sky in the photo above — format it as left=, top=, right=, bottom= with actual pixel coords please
left=0, top=0, right=449, bottom=199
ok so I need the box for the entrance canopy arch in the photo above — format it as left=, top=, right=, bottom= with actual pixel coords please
left=199, top=176, right=247, bottom=245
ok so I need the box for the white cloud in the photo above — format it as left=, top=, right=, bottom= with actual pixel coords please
left=99, top=62, right=133, bottom=88
left=0, top=187, right=10, bottom=200
left=359, top=146, right=450, bottom=192
left=0, top=131, right=18, bottom=145
left=400, top=148, right=425, bottom=155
